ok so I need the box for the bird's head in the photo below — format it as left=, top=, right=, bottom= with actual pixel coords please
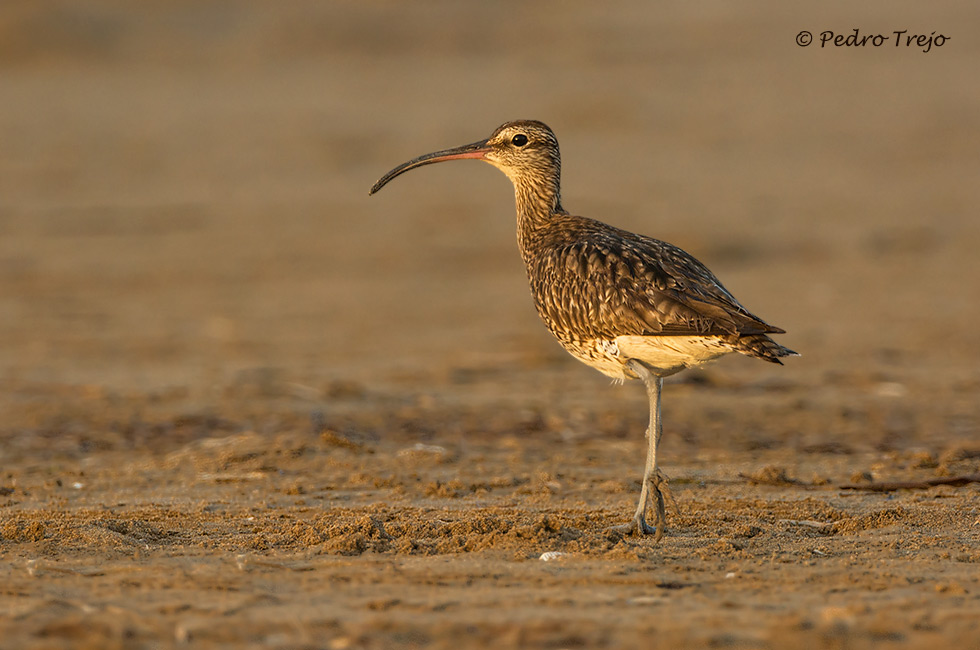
left=369, top=120, right=561, bottom=199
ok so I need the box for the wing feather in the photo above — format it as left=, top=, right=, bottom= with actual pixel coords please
left=526, top=216, right=783, bottom=341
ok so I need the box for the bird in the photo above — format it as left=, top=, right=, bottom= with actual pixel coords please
left=369, top=120, right=796, bottom=539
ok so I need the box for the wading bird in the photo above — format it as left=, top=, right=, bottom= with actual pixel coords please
left=370, top=120, right=796, bottom=539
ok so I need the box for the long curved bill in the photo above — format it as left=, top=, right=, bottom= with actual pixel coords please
left=369, top=139, right=491, bottom=195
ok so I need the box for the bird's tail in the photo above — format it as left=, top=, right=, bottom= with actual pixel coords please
left=733, top=334, right=798, bottom=365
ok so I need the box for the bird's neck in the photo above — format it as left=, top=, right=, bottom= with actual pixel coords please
left=513, top=176, right=564, bottom=244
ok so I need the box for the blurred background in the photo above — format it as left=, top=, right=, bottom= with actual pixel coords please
left=1, top=1, right=977, bottom=446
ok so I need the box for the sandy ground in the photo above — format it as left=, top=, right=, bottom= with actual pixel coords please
left=2, top=2, right=980, bottom=648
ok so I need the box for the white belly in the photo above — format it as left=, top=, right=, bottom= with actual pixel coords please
left=561, top=335, right=734, bottom=381
left=615, top=334, right=732, bottom=373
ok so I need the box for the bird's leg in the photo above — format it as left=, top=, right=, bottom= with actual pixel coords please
left=610, top=360, right=672, bottom=539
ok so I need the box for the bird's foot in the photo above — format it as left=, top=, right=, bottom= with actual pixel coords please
left=649, top=469, right=677, bottom=532
left=607, top=470, right=677, bottom=541
left=607, top=513, right=659, bottom=539
left=646, top=477, right=668, bottom=542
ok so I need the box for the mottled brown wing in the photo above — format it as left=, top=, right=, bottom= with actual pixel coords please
left=623, top=232, right=782, bottom=336
left=528, top=220, right=781, bottom=340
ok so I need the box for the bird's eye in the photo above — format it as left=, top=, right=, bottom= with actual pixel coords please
left=511, top=134, right=528, bottom=147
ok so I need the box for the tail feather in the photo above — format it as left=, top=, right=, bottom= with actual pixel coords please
left=734, top=333, right=798, bottom=365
